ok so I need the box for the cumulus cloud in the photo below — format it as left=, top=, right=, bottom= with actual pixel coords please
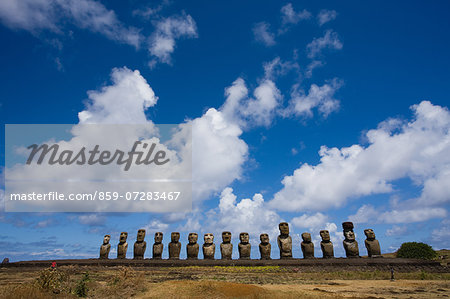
left=385, top=225, right=408, bottom=237
left=307, top=29, right=343, bottom=58
left=252, top=22, right=276, bottom=47
left=148, top=13, right=198, bottom=66
left=284, top=78, right=342, bottom=118
left=270, top=101, right=450, bottom=218
left=279, top=3, right=311, bottom=34
left=0, top=0, right=142, bottom=47
left=317, top=9, right=337, bottom=26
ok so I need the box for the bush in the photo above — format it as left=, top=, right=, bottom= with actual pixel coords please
left=74, top=272, right=90, bottom=297
left=397, top=242, right=437, bottom=260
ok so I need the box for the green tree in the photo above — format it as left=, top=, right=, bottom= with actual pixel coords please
left=396, top=242, right=437, bottom=260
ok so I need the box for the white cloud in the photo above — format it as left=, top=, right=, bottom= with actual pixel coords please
left=317, top=9, right=337, bottom=26
left=0, top=0, right=142, bottom=47
left=307, top=29, right=343, bottom=59
left=263, top=57, right=299, bottom=80
left=279, top=3, right=311, bottom=33
left=252, top=22, right=276, bottom=47
left=305, top=60, right=324, bottom=78
left=148, top=13, right=198, bottom=66
left=78, top=214, right=106, bottom=226
left=432, top=219, right=450, bottom=243
left=270, top=101, right=450, bottom=216
left=385, top=225, right=408, bottom=237
left=291, top=212, right=328, bottom=229
left=284, top=78, right=342, bottom=118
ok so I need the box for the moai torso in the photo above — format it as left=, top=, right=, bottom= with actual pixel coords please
left=203, top=233, right=215, bottom=259
left=169, top=232, right=181, bottom=259
left=259, top=234, right=271, bottom=260
left=238, top=232, right=251, bottom=259
left=319, top=230, right=334, bottom=258
left=99, top=235, right=111, bottom=259
left=187, top=233, right=199, bottom=260
left=117, top=232, right=128, bottom=259
left=278, top=222, right=293, bottom=259
left=220, top=231, right=233, bottom=260
left=342, top=222, right=359, bottom=258
left=134, top=229, right=147, bottom=259
left=364, top=229, right=381, bottom=257
left=153, top=232, right=163, bottom=259
left=301, top=233, right=314, bottom=259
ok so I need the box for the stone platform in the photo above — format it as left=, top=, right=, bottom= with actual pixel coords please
left=1, top=258, right=448, bottom=272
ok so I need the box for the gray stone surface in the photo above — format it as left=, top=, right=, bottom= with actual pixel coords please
left=186, top=233, right=199, bottom=260
left=133, top=229, right=147, bottom=260
left=364, top=229, right=382, bottom=257
left=152, top=232, right=163, bottom=259
left=259, top=233, right=271, bottom=260
left=277, top=222, right=293, bottom=259
left=203, top=233, right=215, bottom=259
left=238, top=232, right=251, bottom=260
left=320, top=230, right=334, bottom=258
left=342, top=222, right=359, bottom=258
left=301, top=232, right=314, bottom=259
left=220, top=231, right=233, bottom=260
left=117, top=232, right=128, bottom=259
left=99, top=234, right=111, bottom=259
left=169, top=232, right=181, bottom=260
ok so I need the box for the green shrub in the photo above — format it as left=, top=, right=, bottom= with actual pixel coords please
left=396, top=242, right=437, bottom=260
left=74, top=272, right=90, bottom=297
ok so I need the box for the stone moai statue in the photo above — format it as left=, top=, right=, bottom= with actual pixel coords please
left=203, top=233, right=215, bottom=259
left=186, top=233, right=199, bottom=260
left=259, top=233, right=271, bottom=260
left=277, top=222, right=293, bottom=259
left=152, top=232, right=164, bottom=259
left=220, top=231, right=233, bottom=260
left=320, top=230, right=334, bottom=258
left=117, top=232, right=128, bottom=259
left=342, top=222, right=360, bottom=258
left=301, top=232, right=314, bottom=259
left=169, top=232, right=181, bottom=259
left=238, top=232, right=251, bottom=260
left=364, top=229, right=382, bottom=257
left=99, top=234, right=111, bottom=259
left=133, top=229, right=147, bottom=259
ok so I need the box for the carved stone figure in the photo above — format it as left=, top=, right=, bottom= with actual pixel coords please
left=238, top=232, right=251, bottom=259
left=301, top=232, right=314, bottom=259
left=277, top=222, right=292, bottom=259
left=186, top=233, right=199, bottom=260
left=169, top=232, right=181, bottom=259
left=99, top=234, right=111, bottom=259
left=259, top=233, right=271, bottom=260
left=342, top=222, right=359, bottom=258
left=134, top=229, right=146, bottom=259
left=203, top=233, right=215, bottom=259
left=320, top=230, right=334, bottom=258
left=364, top=229, right=382, bottom=257
left=152, top=232, right=163, bottom=259
left=117, top=232, right=128, bottom=259
left=220, top=231, right=233, bottom=260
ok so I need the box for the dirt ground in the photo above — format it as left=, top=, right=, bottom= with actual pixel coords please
left=0, top=266, right=449, bottom=298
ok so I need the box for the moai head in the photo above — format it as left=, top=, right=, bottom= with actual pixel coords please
left=320, top=230, right=330, bottom=242
left=240, top=232, right=249, bottom=244
left=103, top=234, right=111, bottom=245
left=222, top=231, right=232, bottom=243
left=260, top=233, right=269, bottom=245
left=171, top=232, right=180, bottom=242
left=301, top=232, right=312, bottom=243
left=119, top=232, right=128, bottom=243
left=204, top=233, right=214, bottom=244
left=188, top=233, right=198, bottom=244
left=154, top=232, right=163, bottom=243
left=364, top=229, right=376, bottom=241
left=279, top=222, right=289, bottom=235
left=136, top=229, right=146, bottom=242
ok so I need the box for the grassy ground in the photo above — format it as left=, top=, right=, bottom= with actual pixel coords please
left=0, top=265, right=449, bottom=298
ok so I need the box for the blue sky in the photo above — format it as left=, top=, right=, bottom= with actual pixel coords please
left=0, top=0, right=449, bottom=261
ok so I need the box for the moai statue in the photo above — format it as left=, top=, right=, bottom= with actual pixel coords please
left=169, top=232, right=181, bottom=259
left=220, top=231, right=233, bottom=260
left=238, top=232, right=251, bottom=260
left=301, top=232, right=314, bottom=259
left=259, top=233, right=271, bottom=260
left=203, top=233, right=215, bottom=259
left=133, top=229, right=146, bottom=259
left=117, top=232, right=128, bottom=259
left=277, top=222, right=293, bottom=259
left=320, top=230, right=334, bottom=258
left=342, top=222, right=360, bottom=258
left=364, top=229, right=382, bottom=257
left=186, top=233, right=199, bottom=260
left=99, top=234, right=111, bottom=259
left=152, top=232, right=164, bottom=259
